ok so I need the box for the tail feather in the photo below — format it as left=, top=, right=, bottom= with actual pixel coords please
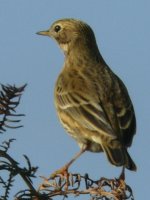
left=102, top=145, right=137, bottom=171
left=125, top=149, right=137, bottom=171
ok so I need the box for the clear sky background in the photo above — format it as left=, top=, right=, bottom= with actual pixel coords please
left=0, top=1, right=149, bottom=199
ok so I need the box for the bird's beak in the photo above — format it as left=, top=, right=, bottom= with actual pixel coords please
left=36, top=30, right=49, bottom=36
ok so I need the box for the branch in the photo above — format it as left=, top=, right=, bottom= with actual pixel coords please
left=36, top=173, right=134, bottom=200
left=0, top=84, right=27, bottom=133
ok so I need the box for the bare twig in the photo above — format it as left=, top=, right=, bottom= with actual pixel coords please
left=37, top=172, right=134, bottom=200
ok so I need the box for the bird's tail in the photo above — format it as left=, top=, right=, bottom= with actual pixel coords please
left=102, top=145, right=137, bottom=171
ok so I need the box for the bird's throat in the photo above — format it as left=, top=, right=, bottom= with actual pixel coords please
left=59, top=43, right=69, bottom=54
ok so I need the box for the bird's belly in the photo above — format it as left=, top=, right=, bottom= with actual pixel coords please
left=57, top=109, right=103, bottom=153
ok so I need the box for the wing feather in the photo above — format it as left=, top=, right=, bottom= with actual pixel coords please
left=56, top=91, right=116, bottom=139
left=112, top=75, right=136, bottom=146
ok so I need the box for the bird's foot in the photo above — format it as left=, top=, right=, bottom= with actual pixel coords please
left=50, top=165, right=70, bottom=190
left=50, top=165, right=68, bottom=178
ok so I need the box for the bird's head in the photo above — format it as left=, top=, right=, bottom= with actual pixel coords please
left=37, top=18, right=97, bottom=54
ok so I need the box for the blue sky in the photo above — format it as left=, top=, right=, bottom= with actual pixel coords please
left=0, top=1, right=149, bottom=199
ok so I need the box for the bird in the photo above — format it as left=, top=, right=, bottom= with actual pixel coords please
left=37, top=18, right=137, bottom=174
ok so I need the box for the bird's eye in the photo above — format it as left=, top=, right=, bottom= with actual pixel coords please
left=54, top=25, right=61, bottom=32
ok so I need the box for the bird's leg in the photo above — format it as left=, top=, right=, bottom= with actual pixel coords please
left=119, top=166, right=125, bottom=180
left=65, top=146, right=87, bottom=169
left=50, top=146, right=87, bottom=179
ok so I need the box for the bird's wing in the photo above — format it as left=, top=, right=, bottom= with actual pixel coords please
left=97, top=73, right=136, bottom=147
left=55, top=90, right=117, bottom=140
left=55, top=69, right=136, bottom=146
left=112, top=75, right=136, bottom=147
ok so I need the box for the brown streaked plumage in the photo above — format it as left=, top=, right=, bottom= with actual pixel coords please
left=37, top=18, right=136, bottom=172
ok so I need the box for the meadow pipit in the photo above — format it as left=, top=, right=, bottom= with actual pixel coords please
left=37, top=19, right=136, bottom=174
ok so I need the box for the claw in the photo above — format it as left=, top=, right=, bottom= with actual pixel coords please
left=49, top=165, right=70, bottom=190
